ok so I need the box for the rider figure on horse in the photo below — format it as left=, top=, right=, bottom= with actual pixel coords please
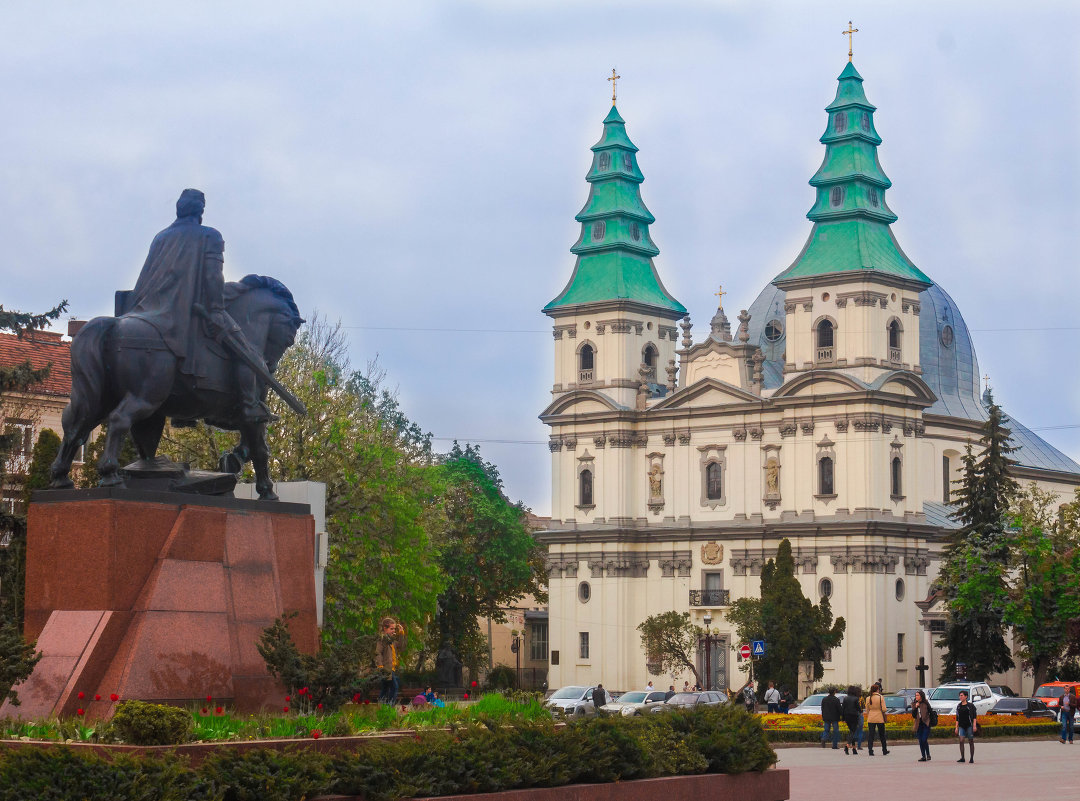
left=126, top=189, right=270, bottom=425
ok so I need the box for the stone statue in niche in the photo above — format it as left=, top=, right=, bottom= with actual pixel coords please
left=765, top=457, right=780, bottom=497
left=648, top=463, right=663, bottom=500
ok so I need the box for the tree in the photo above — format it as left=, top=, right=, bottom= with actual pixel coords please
left=0, top=621, right=41, bottom=706
left=1003, top=486, right=1080, bottom=686
left=755, top=540, right=845, bottom=693
left=938, top=390, right=1018, bottom=681
left=430, top=443, right=547, bottom=673
left=22, top=428, right=60, bottom=503
left=637, top=611, right=702, bottom=687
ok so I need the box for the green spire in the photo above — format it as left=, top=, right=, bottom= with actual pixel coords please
left=775, top=63, right=931, bottom=285
left=545, top=106, right=685, bottom=315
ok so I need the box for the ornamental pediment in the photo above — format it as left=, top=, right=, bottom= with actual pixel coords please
left=651, top=377, right=759, bottom=410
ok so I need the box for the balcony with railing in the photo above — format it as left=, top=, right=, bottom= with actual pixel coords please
left=889, top=346, right=902, bottom=363
left=816, top=346, right=834, bottom=362
left=578, top=369, right=594, bottom=384
left=689, top=589, right=730, bottom=607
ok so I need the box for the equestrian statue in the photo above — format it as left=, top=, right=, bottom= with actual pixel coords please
left=48, top=189, right=306, bottom=500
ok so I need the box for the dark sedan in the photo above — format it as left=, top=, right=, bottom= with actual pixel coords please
left=650, top=691, right=728, bottom=712
left=989, top=697, right=1056, bottom=719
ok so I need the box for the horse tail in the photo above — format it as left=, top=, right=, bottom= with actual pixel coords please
left=67, top=316, right=115, bottom=428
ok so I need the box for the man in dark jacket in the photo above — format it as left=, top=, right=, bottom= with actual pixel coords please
left=592, top=684, right=607, bottom=711
left=821, top=688, right=843, bottom=749
left=955, top=690, right=978, bottom=763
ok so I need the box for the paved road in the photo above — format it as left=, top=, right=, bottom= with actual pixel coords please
left=776, top=737, right=1080, bottom=801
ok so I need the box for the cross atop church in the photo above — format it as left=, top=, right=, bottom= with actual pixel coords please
left=714, top=286, right=727, bottom=309
left=608, top=68, right=621, bottom=105
left=842, top=21, right=858, bottom=62
left=984, top=373, right=991, bottom=391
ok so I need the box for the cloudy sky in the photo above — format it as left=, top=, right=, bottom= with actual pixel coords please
left=4, top=1, right=1078, bottom=514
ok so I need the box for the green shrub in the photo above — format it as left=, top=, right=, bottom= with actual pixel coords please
left=109, top=700, right=194, bottom=746
left=485, top=664, right=517, bottom=690
left=200, top=748, right=331, bottom=801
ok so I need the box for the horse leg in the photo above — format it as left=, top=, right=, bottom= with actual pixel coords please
left=241, top=421, right=277, bottom=501
left=130, top=411, right=167, bottom=462
left=49, top=402, right=100, bottom=489
left=98, top=393, right=167, bottom=486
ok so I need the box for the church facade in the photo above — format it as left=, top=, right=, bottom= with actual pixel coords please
left=537, top=61, right=1080, bottom=695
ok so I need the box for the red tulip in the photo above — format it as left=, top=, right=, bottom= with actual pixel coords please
left=94, top=694, right=101, bottom=701
left=317, top=703, right=323, bottom=709
left=77, top=708, right=85, bottom=716
left=311, top=729, right=322, bottom=739
left=464, top=693, right=469, bottom=700
left=215, top=706, right=223, bottom=715
left=201, top=708, right=208, bottom=714
left=471, top=681, right=477, bottom=688
left=206, top=695, right=213, bottom=703
left=284, top=706, right=290, bottom=712
left=110, top=693, right=119, bottom=702
left=77, top=691, right=85, bottom=700
left=353, top=693, right=361, bottom=703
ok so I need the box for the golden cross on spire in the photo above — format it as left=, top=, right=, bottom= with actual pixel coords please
left=842, top=21, right=859, bottom=62
left=608, top=68, right=621, bottom=105
left=983, top=373, right=991, bottom=391
left=714, top=286, right=727, bottom=309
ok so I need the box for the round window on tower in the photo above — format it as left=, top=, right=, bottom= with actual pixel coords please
left=940, top=325, right=954, bottom=348
left=578, top=582, right=591, bottom=603
left=819, top=577, right=833, bottom=599
left=592, top=221, right=606, bottom=240
left=895, top=578, right=906, bottom=601
left=764, top=320, right=784, bottom=342
left=630, top=222, right=641, bottom=241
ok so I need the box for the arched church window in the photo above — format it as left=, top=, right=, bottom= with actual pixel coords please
left=580, top=469, right=593, bottom=507
left=861, top=111, right=871, bottom=132
left=623, top=153, right=633, bottom=171
left=764, top=320, right=783, bottom=342
left=833, top=113, right=846, bottom=132
left=891, top=457, right=903, bottom=498
left=888, top=319, right=902, bottom=362
left=819, top=577, right=833, bottom=599
left=643, top=344, right=657, bottom=368
left=830, top=186, right=845, bottom=207
left=592, top=221, right=606, bottom=240
left=598, top=152, right=610, bottom=170
left=630, top=221, right=641, bottom=241
left=868, top=187, right=879, bottom=207
left=818, top=456, right=834, bottom=496
left=579, top=344, right=594, bottom=371
left=706, top=462, right=723, bottom=500
left=816, top=319, right=835, bottom=362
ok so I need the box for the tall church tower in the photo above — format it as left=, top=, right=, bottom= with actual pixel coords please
left=775, top=62, right=930, bottom=384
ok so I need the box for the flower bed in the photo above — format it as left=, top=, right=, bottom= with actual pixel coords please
left=0, top=706, right=780, bottom=801
left=757, top=713, right=1059, bottom=742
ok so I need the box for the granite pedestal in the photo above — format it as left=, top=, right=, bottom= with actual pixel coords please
left=2, top=488, right=318, bottom=721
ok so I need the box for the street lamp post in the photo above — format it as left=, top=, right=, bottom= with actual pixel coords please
left=702, top=613, right=714, bottom=691
left=510, top=630, right=522, bottom=688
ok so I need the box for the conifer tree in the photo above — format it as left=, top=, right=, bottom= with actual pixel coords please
left=938, top=390, right=1018, bottom=680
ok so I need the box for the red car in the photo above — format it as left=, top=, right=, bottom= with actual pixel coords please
left=1033, top=682, right=1080, bottom=717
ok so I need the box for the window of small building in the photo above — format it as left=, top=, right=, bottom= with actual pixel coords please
left=818, top=456, right=834, bottom=496
left=705, top=461, right=723, bottom=500
left=529, top=621, right=548, bottom=661
left=764, top=319, right=783, bottom=342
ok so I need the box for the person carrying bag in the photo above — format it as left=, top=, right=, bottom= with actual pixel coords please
left=864, top=683, right=890, bottom=756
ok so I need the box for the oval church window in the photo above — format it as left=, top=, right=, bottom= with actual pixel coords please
left=592, top=221, right=606, bottom=240
left=940, top=325, right=954, bottom=348
left=630, top=222, right=641, bottom=241
left=764, top=320, right=783, bottom=342
left=819, top=578, right=833, bottom=599
left=830, top=186, right=844, bottom=207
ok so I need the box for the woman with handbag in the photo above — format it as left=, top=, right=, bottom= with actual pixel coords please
left=912, top=689, right=932, bottom=762
left=864, top=683, right=890, bottom=755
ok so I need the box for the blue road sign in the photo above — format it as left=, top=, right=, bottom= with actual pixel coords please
left=751, top=640, right=766, bottom=657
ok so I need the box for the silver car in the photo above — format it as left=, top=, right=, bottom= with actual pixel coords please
left=789, top=692, right=847, bottom=715
left=650, top=691, right=729, bottom=713
left=544, top=685, right=596, bottom=717
left=599, top=689, right=669, bottom=716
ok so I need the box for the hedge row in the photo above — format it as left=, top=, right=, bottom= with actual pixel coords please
left=0, top=705, right=776, bottom=801
left=766, top=722, right=1060, bottom=743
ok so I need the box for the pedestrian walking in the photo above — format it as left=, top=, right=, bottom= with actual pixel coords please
left=741, top=681, right=756, bottom=713
left=682, top=681, right=691, bottom=693
left=1059, top=689, right=1076, bottom=744
left=592, top=683, right=608, bottom=711
left=864, top=683, right=890, bottom=756
left=779, top=686, right=794, bottom=714
left=644, top=680, right=655, bottom=692
left=765, top=681, right=781, bottom=713
left=954, top=689, right=978, bottom=763
left=821, top=688, right=842, bottom=749
left=665, top=684, right=676, bottom=701
left=912, top=689, right=932, bottom=762
left=842, top=685, right=862, bottom=754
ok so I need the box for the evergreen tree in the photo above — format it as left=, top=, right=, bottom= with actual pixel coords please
left=938, top=390, right=1018, bottom=680
left=22, top=428, right=60, bottom=503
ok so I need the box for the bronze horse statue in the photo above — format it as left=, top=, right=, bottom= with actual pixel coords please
left=49, top=275, right=303, bottom=500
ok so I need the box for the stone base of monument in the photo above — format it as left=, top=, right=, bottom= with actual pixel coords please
left=1, top=489, right=318, bottom=721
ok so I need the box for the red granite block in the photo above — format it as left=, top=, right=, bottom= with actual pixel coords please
left=163, top=507, right=227, bottom=562
left=224, top=513, right=274, bottom=568
left=227, top=569, right=281, bottom=622
left=116, top=611, right=233, bottom=701
left=140, top=560, right=227, bottom=613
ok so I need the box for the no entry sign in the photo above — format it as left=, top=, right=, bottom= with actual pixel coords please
left=739, top=643, right=752, bottom=659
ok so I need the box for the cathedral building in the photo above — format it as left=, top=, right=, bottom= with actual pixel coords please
left=537, top=61, right=1080, bottom=694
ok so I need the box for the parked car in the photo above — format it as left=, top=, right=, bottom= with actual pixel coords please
left=649, top=691, right=728, bottom=713
left=895, top=687, right=926, bottom=703
left=544, top=685, right=596, bottom=717
left=988, top=685, right=1018, bottom=698
left=989, top=697, right=1056, bottom=719
left=883, top=695, right=911, bottom=715
left=789, top=692, right=847, bottom=715
left=599, top=690, right=669, bottom=716
left=928, top=682, right=996, bottom=716
left=1033, top=682, right=1080, bottom=719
